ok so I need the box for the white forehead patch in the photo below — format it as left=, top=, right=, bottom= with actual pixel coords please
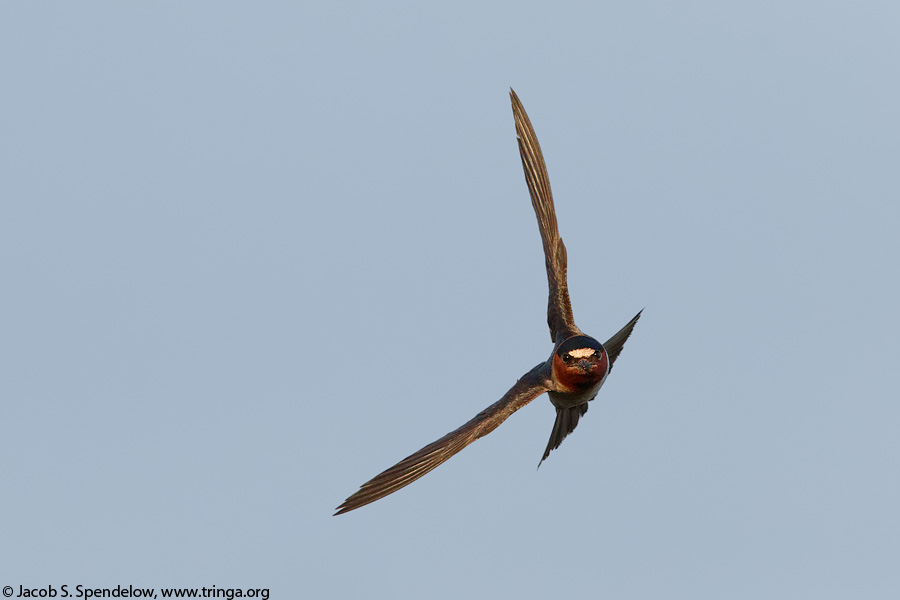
left=567, top=348, right=596, bottom=358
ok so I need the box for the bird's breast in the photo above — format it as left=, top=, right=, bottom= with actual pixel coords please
left=548, top=379, right=605, bottom=409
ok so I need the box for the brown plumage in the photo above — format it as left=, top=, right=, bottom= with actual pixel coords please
left=334, top=89, right=642, bottom=515
left=510, top=88, right=581, bottom=344
left=334, top=364, right=551, bottom=515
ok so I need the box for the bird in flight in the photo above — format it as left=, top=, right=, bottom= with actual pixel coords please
left=334, top=89, right=642, bottom=515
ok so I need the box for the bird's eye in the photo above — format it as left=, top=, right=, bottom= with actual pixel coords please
left=563, top=353, right=571, bottom=361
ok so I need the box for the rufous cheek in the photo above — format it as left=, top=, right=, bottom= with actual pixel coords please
left=552, top=353, right=567, bottom=379
left=553, top=354, right=603, bottom=392
left=552, top=354, right=575, bottom=392
left=599, top=350, right=610, bottom=375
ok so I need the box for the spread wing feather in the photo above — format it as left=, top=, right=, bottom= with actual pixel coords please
left=335, top=363, right=552, bottom=515
left=604, top=310, right=642, bottom=370
left=511, top=89, right=581, bottom=343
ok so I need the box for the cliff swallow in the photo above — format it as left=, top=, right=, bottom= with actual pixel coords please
left=334, top=89, right=641, bottom=515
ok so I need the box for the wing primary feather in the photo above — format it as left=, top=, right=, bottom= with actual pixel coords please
left=510, top=88, right=580, bottom=343
left=604, top=309, right=643, bottom=370
left=334, top=363, right=551, bottom=515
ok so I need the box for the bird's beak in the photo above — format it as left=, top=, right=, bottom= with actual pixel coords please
left=576, top=359, right=594, bottom=372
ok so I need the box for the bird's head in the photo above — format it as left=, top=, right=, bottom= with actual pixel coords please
left=552, top=335, right=609, bottom=391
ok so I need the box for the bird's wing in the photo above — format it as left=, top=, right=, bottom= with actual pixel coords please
left=511, top=88, right=581, bottom=344
left=604, top=309, right=642, bottom=370
left=334, top=362, right=552, bottom=515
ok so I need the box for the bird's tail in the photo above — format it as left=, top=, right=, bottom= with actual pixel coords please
left=538, top=403, right=589, bottom=468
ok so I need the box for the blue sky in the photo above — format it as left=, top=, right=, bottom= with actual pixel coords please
left=2, top=2, right=898, bottom=598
